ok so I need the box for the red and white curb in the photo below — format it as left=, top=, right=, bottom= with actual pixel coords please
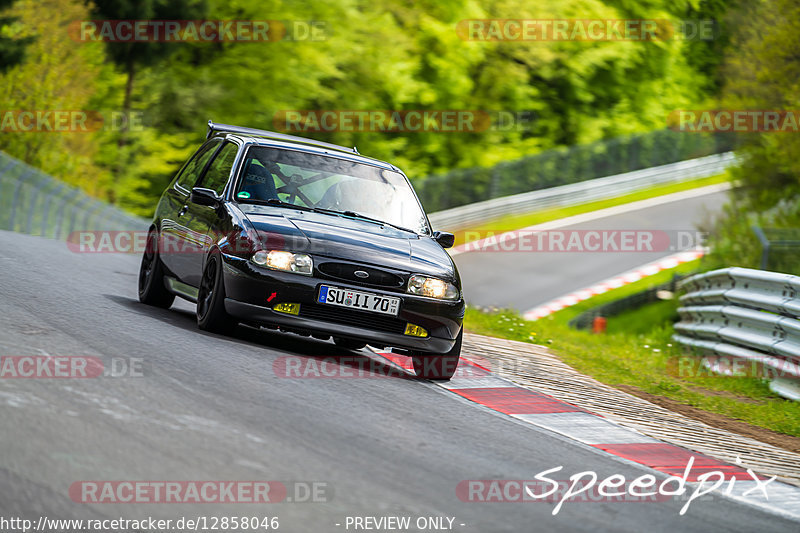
left=522, top=248, right=706, bottom=321
left=372, top=350, right=800, bottom=521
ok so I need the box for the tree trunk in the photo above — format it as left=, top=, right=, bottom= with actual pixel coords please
left=119, top=61, right=135, bottom=146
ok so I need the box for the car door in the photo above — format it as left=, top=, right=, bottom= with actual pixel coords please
left=180, top=141, right=240, bottom=287
left=159, top=139, right=221, bottom=280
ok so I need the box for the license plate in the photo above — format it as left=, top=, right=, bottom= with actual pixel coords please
left=318, top=285, right=400, bottom=316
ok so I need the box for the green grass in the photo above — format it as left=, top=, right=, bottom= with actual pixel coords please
left=463, top=268, right=800, bottom=437
left=605, top=299, right=679, bottom=335
left=453, top=173, right=730, bottom=246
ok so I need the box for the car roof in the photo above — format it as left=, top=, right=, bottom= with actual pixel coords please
left=206, top=120, right=401, bottom=172
left=221, top=133, right=400, bottom=172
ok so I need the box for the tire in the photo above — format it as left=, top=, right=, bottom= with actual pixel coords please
left=197, top=251, right=237, bottom=334
left=138, top=229, right=175, bottom=308
left=412, top=329, right=462, bottom=381
left=333, top=337, right=367, bottom=350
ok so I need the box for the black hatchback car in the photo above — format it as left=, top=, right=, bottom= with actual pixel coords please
left=139, top=121, right=465, bottom=379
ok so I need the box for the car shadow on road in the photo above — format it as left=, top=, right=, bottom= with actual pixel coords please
left=103, top=294, right=416, bottom=380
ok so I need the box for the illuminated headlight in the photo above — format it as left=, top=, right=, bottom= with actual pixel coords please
left=252, top=250, right=313, bottom=275
left=407, top=275, right=459, bottom=300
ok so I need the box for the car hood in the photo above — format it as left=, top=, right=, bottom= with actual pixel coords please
left=242, top=207, right=455, bottom=278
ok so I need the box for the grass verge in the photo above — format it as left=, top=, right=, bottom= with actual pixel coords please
left=453, top=173, right=730, bottom=246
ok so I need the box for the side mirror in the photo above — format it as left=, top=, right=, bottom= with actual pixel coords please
left=433, top=231, right=455, bottom=249
left=190, top=187, right=220, bottom=207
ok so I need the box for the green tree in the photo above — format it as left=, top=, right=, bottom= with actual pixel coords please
left=87, top=0, right=207, bottom=122
left=0, top=0, right=33, bottom=71
left=722, top=0, right=800, bottom=209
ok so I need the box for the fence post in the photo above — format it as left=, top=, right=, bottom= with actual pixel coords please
left=53, top=188, right=82, bottom=240
left=752, top=225, right=770, bottom=270
left=66, top=195, right=93, bottom=237
left=25, top=171, right=54, bottom=235
left=39, top=182, right=67, bottom=237
left=8, top=168, right=34, bottom=231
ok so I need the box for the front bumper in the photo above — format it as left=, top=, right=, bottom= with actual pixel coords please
left=221, top=254, right=464, bottom=353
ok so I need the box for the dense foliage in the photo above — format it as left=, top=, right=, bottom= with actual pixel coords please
left=0, top=0, right=31, bottom=71
left=2, top=0, right=732, bottom=215
left=703, top=0, right=800, bottom=274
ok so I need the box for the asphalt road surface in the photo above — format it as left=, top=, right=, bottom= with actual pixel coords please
left=0, top=228, right=794, bottom=532
left=454, top=189, right=729, bottom=311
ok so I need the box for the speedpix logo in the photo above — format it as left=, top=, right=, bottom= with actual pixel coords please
left=457, top=457, right=774, bottom=516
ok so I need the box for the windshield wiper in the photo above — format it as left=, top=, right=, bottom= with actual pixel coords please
left=245, top=199, right=418, bottom=233
left=311, top=208, right=416, bottom=234
left=241, top=197, right=314, bottom=212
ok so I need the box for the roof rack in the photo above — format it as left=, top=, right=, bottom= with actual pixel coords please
left=206, top=120, right=359, bottom=155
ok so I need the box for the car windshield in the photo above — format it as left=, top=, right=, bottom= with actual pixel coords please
left=235, top=146, right=430, bottom=235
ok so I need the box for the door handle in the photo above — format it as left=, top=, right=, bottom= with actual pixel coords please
left=178, top=205, right=189, bottom=217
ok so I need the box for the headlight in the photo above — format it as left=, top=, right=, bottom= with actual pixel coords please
left=252, top=250, right=313, bottom=275
left=407, top=274, right=459, bottom=300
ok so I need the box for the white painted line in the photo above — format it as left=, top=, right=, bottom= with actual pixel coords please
left=725, top=480, right=800, bottom=522
left=438, top=375, right=517, bottom=390
left=450, top=182, right=731, bottom=257
left=511, top=412, right=661, bottom=444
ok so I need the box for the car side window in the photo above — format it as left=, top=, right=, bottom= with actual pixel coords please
left=197, top=142, right=238, bottom=196
left=174, top=139, right=221, bottom=192
left=236, top=159, right=278, bottom=202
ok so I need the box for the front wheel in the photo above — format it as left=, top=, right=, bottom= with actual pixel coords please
left=138, top=229, right=175, bottom=308
left=412, top=329, right=462, bottom=381
left=197, top=251, right=237, bottom=334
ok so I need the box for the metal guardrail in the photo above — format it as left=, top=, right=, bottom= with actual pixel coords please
left=428, top=152, right=737, bottom=231
left=418, top=128, right=736, bottom=213
left=0, top=151, right=147, bottom=239
left=674, top=267, right=800, bottom=402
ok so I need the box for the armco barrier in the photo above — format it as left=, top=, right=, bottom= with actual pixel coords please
left=417, top=128, right=736, bottom=213
left=428, top=152, right=737, bottom=231
left=0, top=151, right=147, bottom=239
left=674, top=267, right=800, bottom=401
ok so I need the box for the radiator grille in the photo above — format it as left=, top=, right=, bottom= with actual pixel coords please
left=300, top=303, right=406, bottom=335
